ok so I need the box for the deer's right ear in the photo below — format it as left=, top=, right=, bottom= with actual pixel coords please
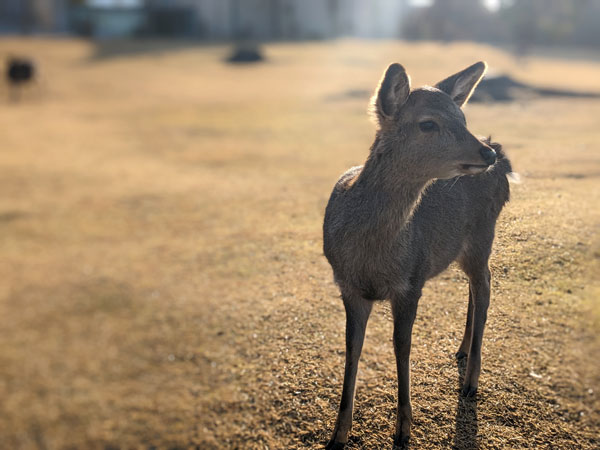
left=435, top=61, right=487, bottom=107
left=372, top=63, right=411, bottom=123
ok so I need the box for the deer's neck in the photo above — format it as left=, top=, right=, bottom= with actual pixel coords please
left=356, top=137, right=430, bottom=232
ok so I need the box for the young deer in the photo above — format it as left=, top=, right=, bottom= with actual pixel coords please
left=323, top=62, right=512, bottom=449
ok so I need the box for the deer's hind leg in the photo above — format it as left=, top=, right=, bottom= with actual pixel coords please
left=326, top=293, right=373, bottom=450
left=457, top=235, right=493, bottom=397
left=456, top=287, right=473, bottom=360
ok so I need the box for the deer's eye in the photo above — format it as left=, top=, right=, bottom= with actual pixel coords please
left=419, top=121, right=438, bottom=132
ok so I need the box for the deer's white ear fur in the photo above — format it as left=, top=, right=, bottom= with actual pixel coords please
left=435, top=61, right=487, bottom=107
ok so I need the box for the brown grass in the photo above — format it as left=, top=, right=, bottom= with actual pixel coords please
left=0, top=37, right=598, bottom=449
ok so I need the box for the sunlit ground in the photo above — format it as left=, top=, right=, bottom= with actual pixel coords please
left=0, top=37, right=598, bottom=449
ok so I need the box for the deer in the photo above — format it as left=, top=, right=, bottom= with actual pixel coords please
left=322, top=61, right=512, bottom=449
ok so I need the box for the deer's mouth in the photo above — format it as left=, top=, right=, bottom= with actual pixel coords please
left=459, top=164, right=490, bottom=175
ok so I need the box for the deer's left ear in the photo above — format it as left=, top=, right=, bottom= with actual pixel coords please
left=435, top=61, right=487, bottom=107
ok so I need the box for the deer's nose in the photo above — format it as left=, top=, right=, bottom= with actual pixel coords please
left=479, top=146, right=497, bottom=165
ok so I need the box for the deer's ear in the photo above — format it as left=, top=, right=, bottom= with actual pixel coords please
left=372, top=63, right=410, bottom=123
left=435, top=61, right=487, bottom=107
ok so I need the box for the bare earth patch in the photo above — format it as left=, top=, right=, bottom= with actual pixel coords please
left=0, top=38, right=598, bottom=449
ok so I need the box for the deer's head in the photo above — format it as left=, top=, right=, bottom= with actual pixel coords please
left=371, top=61, right=496, bottom=181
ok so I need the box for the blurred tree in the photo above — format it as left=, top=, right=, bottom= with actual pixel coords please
left=231, top=0, right=242, bottom=39
left=499, top=0, right=600, bottom=52
left=403, top=0, right=600, bottom=50
left=571, top=0, right=600, bottom=47
left=269, top=0, right=282, bottom=39
left=327, top=0, right=340, bottom=38
left=403, top=0, right=506, bottom=43
left=20, top=0, right=35, bottom=33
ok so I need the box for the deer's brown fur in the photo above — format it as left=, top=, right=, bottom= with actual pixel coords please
left=323, top=62, right=512, bottom=449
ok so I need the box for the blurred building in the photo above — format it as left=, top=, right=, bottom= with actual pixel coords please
left=174, top=0, right=409, bottom=40
left=0, top=0, right=409, bottom=40
left=0, top=0, right=69, bottom=33
left=70, top=0, right=146, bottom=38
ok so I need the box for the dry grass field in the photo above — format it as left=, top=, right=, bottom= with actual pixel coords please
left=0, top=37, right=598, bottom=449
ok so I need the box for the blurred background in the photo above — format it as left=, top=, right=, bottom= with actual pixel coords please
left=2, top=1, right=600, bottom=50
left=0, top=1, right=598, bottom=449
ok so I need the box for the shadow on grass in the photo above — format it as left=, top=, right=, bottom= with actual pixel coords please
left=88, top=39, right=214, bottom=61
left=453, top=358, right=478, bottom=450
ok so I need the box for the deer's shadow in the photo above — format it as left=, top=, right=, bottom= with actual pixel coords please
left=453, top=358, right=479, bottom=450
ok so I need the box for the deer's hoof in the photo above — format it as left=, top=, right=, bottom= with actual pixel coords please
left=393, top=434, right=410, bottom=449
left=325, top=439, right=346, bottom=450
left=461, top=384, right=478, bottom=397
left=455, top=350, right=467, bottom=360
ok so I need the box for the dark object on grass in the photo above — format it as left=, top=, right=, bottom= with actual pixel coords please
left=226, top=43, right=264, bottom=64
left=470, top=74, right=600, bottom=102
left=6, top=58, right=35, bottom=85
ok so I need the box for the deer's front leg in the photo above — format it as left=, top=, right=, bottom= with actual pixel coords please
left=391, top=292, right=420, bottom=448
left=462, top=267, right=491, bottom=397
left=326, top=295, right=372, bottom=450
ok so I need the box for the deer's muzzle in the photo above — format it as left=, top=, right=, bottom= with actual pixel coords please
left=479, top=146, right=497, bottom=166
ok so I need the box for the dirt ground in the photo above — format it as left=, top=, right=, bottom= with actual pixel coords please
left=0, top=38, right=598, bottom=449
